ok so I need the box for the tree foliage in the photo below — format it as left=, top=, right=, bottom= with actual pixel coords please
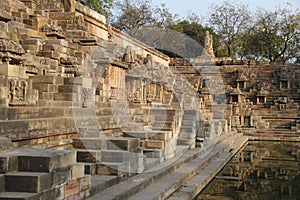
left=241, top=6, right=300, bottom=62
left=208, top=1, right=252, bottom=58
left=78, top=0, right=299, bottom=63
left=77, top=0, right=113, bottom=18
left=154, top=3, right=179, bottom=28
left=112, top=0, right=156, bottom=31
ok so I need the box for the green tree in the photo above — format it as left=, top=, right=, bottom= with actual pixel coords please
left=77, top=0, right=113, bottom=18
left=112, top=0, right=156, bottom=32
left=242, top=6, right=300, bottom=62
left=208, top=1, right=252, bottom=58
left=169, top=20, right=221, bottom=56
left=169, top=20, right=206, bottom=46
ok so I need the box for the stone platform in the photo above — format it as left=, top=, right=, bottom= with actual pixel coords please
left=88, top=132, right=247, bottom=200
left=0, top=147, right=90, bottom=200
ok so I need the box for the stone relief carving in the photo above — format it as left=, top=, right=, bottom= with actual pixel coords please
left=9, top=79, right=28, bottom=104
left=40, top=24, right=65, bottom=38
left=204, top=31, right=215, bottom=58
left=107, top=24, right=114, bottom=39
left=82, top=87, right=93, bottom=108
left=144, top=54, right=153, bottom=70
left=205, top=31, right=213, bottom=50
left=0, top=39, right=25, bottom=55
left=257, top=82, right=270, bottom=95
left=122, top=46, right=135, bottom=64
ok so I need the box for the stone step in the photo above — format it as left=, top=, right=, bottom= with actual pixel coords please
left=76, top=150, right=102, bottom=163
left=63, top=77, right=93, bottom=87
left=178, top=132, right=196, bottom=139
left=31, top=138, right=73, bottom=150
left=96, top=162, right=128, bottom=176
left=169, top=135, right=248, bottom=200
left=74, top=137, right=140, bottom=152
left=151, top=127, right=173, bottom=132
left=1, top=148, right=76, bottom=173
left=152, top=121, right=174, bottom=128
left=145, top=140, right=165, bottom=149
left=143, top=149, right=165, bottom=159
left=58, top=85, right=82, bottom=93
left=183, top=110, right=197, bottom=116
left=0, top=192, right=39, bottom=200
left=124, top=131, right=172, bottom=141
left=5, top=172, right=52, bottom=193
left=144, top=158, right=161, bottom=170
left=101, top=150, right=143, bottom=164
left=182, top=120, right=197, bottom=127
left=180, top=126, right=196, bottom=134
left=30, top=76, right=63, bottom=85
left=107, top=137, right=140, bottom=152
left=32, top=83, right=57, bottom=93
left=0, top=155, right=18, bottom=173
left=37, top=100, right=75, bottom=107
left=87, top=132, right=239, bottom=200
left=90, top=175, right=121, bottom=197
left=0, top=118, right=76, bottom=140
left=73, top=138, right=106, bottom=150
left=129, top=134, right=247, bottom=200
left=101, top=150, right=146, bottom=174
left=53, top=92, right=81, bottom=101
left=177, top=139, right=195, bottom=148
left=182, top=114, right=197, bottom=120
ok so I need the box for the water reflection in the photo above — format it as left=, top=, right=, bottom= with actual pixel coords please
left=196, top=141, right=300, bottom=200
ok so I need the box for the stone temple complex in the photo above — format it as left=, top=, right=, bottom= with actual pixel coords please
left=0, top=0, right=299, bottom=199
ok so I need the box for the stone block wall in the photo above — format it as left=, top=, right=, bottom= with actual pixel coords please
left=0, top=0, right=174, bottom=149
left=218, top=63, right=300, bottom=135
left=0, top=0, right=298, bottom=188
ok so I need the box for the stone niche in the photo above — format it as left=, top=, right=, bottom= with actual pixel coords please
left=241, top=116, right=252, bottom=127
left=229, top=88, right=242, bottom=104
left=237, top=80, right=246, bottom=90
left=280, top=79, right=289, bottom=89
left=256, top=95, right=266, bottom=104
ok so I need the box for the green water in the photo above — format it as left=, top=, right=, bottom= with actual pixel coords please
left=196, top=141, right=300, bottom=200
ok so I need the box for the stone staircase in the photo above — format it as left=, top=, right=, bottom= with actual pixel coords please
left=87, top=131, right=247, bottom=200
left=177, top=109, right=198, bottom=148
left=73, top=137, right=146, bottom=177
left=0, top=138, right=91, bottom=200
left=291, top=119, right=300, bottom=132
left=122, top=107, right=179, bottom=164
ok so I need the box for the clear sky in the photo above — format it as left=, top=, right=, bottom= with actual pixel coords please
left=151, top=0, right=300, bottom=21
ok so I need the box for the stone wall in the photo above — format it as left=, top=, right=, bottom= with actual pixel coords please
left=219, top=63, right=300, bottom=136
left=0, top=0, right=299, bottom=199
left=0, top=0, right=298, bottom=156
left=170, top=58, right=300, bottom=137
left=0, top=0, right=171, bottom=148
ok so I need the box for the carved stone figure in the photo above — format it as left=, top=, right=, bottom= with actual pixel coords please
left=82, top=88, right=92, bottom=108
left=122, top=46, right=135, bottom=64
left=144, top=54, right=153, bottom=70
left=9, top=79, right=27, bottom=104
left=9, top=80, right=16, bottom=102
left=204, top=31, right=215, bottom=58
left=205, top=31, right=213, bottom=50
left=0, top=39, right=25, bottom=55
